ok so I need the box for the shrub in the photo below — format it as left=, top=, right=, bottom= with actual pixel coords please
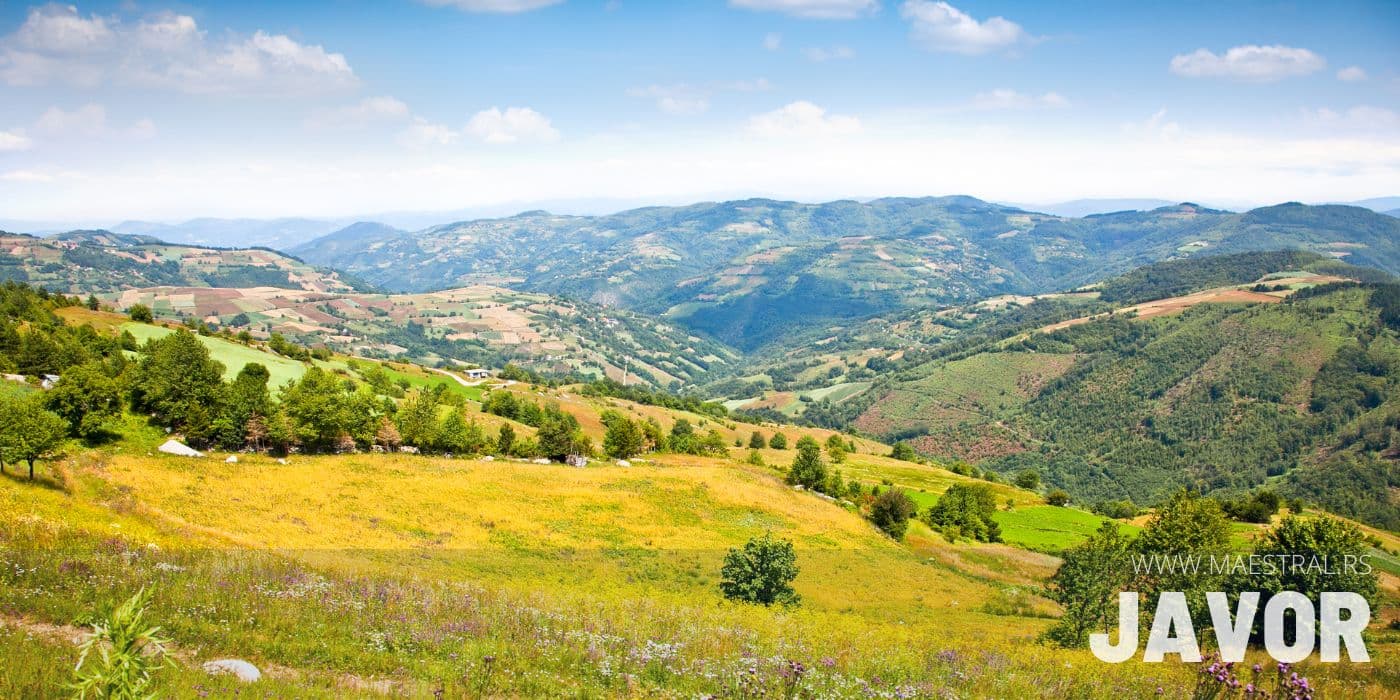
left=127, top=304, right=153, bottom=323
left=868, top=488, right=916, bottom=540
left=768, top=432, right=787, bottom=450
left=1013, top=469, right=1041, bottom=491
left=890, top=442, right=916, bottom=461
left=1046, top=489, right=1071, bottom=507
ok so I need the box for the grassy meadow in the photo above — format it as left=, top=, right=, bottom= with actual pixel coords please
left=2, top=423, right=1396, bottom=697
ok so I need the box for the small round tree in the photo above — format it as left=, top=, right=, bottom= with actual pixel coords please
left=719, top=532, right=800, bottom=606
left=869, top=488, right=916, bottom=540
left=128, top=303, right=153, bottom=323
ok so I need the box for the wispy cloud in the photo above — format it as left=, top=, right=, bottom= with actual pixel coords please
left=970, top=89, right=1067, bottom=110
left=729, top=0, right=878, bottom=20
left=1336, top=66, right=1367, bottom=82
left=0, top=130, right=32, bottom=152
left=900, top=1, right=1028, bottom=55
left=1170, top=45, right=1325, bottom=81
left=628, top=79, right=771, bottom=115
left=420, top=0, right=563, bottom=12
left=803, top=45, right=855, bottom=62
left=1304, top=106, right=1399, bottom=132
left=308, top=96, right=413, bottom=129
left=763, top=33, right=782, bottom=51
left=32, top=104, right=155, bottom=141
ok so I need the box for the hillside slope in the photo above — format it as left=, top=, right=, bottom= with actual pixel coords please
left=110, top=284, right=738, bottom=387
left=850, top=282, right=1400, bottom=529
left=293, top=198, right=1400, bottom=350
left=0, top=230, right=361, bottom=294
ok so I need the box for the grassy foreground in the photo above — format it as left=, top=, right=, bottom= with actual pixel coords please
left=2, top=440, right=1396, bottom=698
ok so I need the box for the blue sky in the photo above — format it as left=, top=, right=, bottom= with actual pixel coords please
left=0, top=0, right=1397, bottom=222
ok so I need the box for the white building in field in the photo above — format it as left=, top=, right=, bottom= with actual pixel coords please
left=465, top=368, right=492, bottom=380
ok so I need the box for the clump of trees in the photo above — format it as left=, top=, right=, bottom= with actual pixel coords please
left=923, top=483, right=1002, bottom=542
left=1217, top=489, right=1281, bottom=523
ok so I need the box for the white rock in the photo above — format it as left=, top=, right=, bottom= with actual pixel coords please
left=157, top=439, right=203, bottom=458
left=202, top=659, right=261, bottom=683
left=482, top=455, right=495, bottom=462
left=276, top=458, right=287, bottom=465
left=615, top=459, right=631, bottom=467
left=531, top=458, right=551, bottom=465
left=225, top=455, right=238, bottom=464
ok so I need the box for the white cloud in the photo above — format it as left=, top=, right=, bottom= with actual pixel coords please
left=729, top=0, right=878, bottom=20
left=33, top=104, right=155, bottom=140
left=900, top=1, right=1027, bottom=55
left=747, top=101, right=861, bottom=137
left=1122, top=108, right=1181, bottom=140
left=1336, top=66, right=1367, bottom=82
left=628, top=85, right=709, bottom=115
left=1, top=169, right=58, bottom=183
left=421, top=0, right=563, bottom=11
left=0, top=130, right=32, bottom=152
left=1169, top=45, right=1324, bottom=81
left=0, top=4, right=357, bottom=94
left=970, top=89, right=1067, bottom=110
left=9, top=4, right=114, bottom=52
left=398, top=118, right=461, bottom=148
left=763, top=32, right=782, bottom=51
left=803, top=45, right=855, bottom=62
left=1305, top=106, right=1399, bottom=132
left=464, top=107, right=560, bottom=144
left=628, top=80, right=770, bottom=115
left=309, top=96, right=412, bottom=128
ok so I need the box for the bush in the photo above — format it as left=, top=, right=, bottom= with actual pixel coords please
left=890, top=442, right=916, bottom=461
left=719, top=533, right=800, bottom=606
left=868, top=488, right=916, bottom=540
left=768, top=432, right=787, bottom=450
left=1046, top=489, right=1071, bottom=507
left=1013, top=469, right=1041, bottom=491
left=127, top=304, right=153, bottom=323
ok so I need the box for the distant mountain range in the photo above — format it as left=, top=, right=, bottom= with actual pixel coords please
left=292, top=197, right=1400, bottom=351
left=109, top=217, right=353, bottom=250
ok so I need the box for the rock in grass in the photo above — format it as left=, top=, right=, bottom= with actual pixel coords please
left=202, top=659, right=261, bottom=682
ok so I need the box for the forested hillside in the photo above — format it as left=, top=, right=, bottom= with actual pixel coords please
left=849, top=281, right=1400, bottom=529
left=293, top=198, right=1400, bottom=349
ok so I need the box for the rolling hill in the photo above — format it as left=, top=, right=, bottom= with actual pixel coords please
left=0, top=230, right=362, bottom=295
left=292, top=198, right=1400, bottom=350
